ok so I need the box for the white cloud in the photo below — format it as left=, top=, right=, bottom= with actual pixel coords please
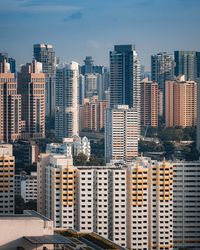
left=0, top=0, right=81, bottom=13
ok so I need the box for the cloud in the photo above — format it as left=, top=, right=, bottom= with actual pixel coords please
left=0, top=1, right=80, bottom=13
left=64, top=11, right=82, bottom=22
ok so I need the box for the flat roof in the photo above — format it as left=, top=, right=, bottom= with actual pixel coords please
left=24, top=235, right=70, bottom=245
left=0, top=210, right=51, bottom=221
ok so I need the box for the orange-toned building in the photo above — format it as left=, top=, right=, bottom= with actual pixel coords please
left=140, top=79, right=158, bottom=128
left=165, top=75, right=197, bottom=127
left=18, top=60, right=45, bottom=139
left=0, top=61, right=21, bottom=143
left=79, top=96, right=108, bottom=132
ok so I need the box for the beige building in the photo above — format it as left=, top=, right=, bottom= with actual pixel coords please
left=18, top=60, right=45, bottom=139
left=165, top=75, right=197, bottom=127
left=0, top=61, right=21, bottom=143
left=0, top=210, right=54, bottom=250
left=79, top=95, right=108, bottom=132
left=0, top=144, right=15, bottom=214
left=140, top=79, right=158, bottom=127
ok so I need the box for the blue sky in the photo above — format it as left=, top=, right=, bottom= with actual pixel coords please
left=0, top=0, right=199, bottom=69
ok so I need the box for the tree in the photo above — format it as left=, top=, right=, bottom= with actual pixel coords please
left=163, top=141, right=175, bottom=159
left=73, top=153, right=88, bottom=166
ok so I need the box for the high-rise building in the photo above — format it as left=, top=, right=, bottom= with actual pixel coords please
left=0, top=52, right=16, bottom=73
left=38, top=155, right=173, bottom=250
left=33, top=44, right=56, bottom=116
left=173, top=162, right=200, bottom=250
left=81, top=56, right=105, bottom=75
left=140, top=78, right=158, bottom=127
left=174, top=50, right=199, bottom=81
left=18, top=60, right=45, bottom=139
left=21, top=172, right=37, bottom=203
left=37, top=154, right=75, bottom=228
left=105, top=105, right=139, bottom=163
left=197, top=79, right=200, bottom=151
left=151, top=52, right=174, bottom=116
left=55, top=62, right=79, bottom=139
left=0, top=61, right=21, bottom=143
left=196, top=52, right=200, bottom=78
left=165, top=76, right=197, bottom=127
left=79, top=96, right=108, bottom=132
left=109, top=45, right=141, bottom=111
left=0, top=144, right=15, bottom=214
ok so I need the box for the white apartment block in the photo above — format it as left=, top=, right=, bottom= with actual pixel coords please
left=0, top=144, right=15, bottom=214
left=105, top=105, right=139, bottom=163
left=21, top=172, right=37, bottom=203
left=173, top=162, right=200, bottom=250
left=38, top=154, right=174, bottom=250
left=38, top=154, right=75, bottom=229
left=55, top=61, right=79, bottom=139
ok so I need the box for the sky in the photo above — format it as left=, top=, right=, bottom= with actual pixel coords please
left=0, top=0, right=200, bottom=70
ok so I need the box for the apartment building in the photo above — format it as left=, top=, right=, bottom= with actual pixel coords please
left=38, top=154, right=173, bottom=250
left=173, top=162, right=200, bottom=250
left=165, top=75, right=197, bottom=127
left=105, top=105, right=139, bottom=163
left=0, top=144, right=15, bottom=214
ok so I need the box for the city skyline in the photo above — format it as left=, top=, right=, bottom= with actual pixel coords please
left=0, top=0, right=200, bottom=69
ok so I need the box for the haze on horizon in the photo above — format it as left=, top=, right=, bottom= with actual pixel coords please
left=0, top=0, right=199, bottom=70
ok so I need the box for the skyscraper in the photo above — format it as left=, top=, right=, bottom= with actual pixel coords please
left=151, top=52, right=174, bottom=116
left=18, top=60, right=45, bottom=139
left=0, top=144, right=15, bottom=214
left=140, top=78, right=158, bottom=127
left=0, top=53, right=16, bottom=73
left=105, top=105, right=139, bottom=163
left=109, top=45, right=141, bottom=110
left=174, top=50, right=198, bottom=80
left=165, top=76, right=197, bottom=127
left=55, top=62, right=79, bottom=139
left=197, top=79, right=200, bottom=151
left=0, top=61, right=21, bottom=143
left=33, top=44, right=56, bottom=116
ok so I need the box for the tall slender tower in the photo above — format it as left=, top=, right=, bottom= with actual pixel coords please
left=0, top=61, right=21, bottom=143
left=18, top=60, right=45, bottom=139
left=55, top=62, right=79, bottom=139
left=174, top=51, right=198, bottom=81
left=197, top=78, right=200, bottom=151
left=109, top=45, right=141, bottom=111
left=151, top=52, right=174, bottom=117
left=33, top=44, right=56, bottom=116
left=140, top=78, right=158, bottom=127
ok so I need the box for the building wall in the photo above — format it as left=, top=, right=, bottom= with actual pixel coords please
left=173, top=162, right=200, bottom=250
left=0, top=212, right=53, bottom=250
